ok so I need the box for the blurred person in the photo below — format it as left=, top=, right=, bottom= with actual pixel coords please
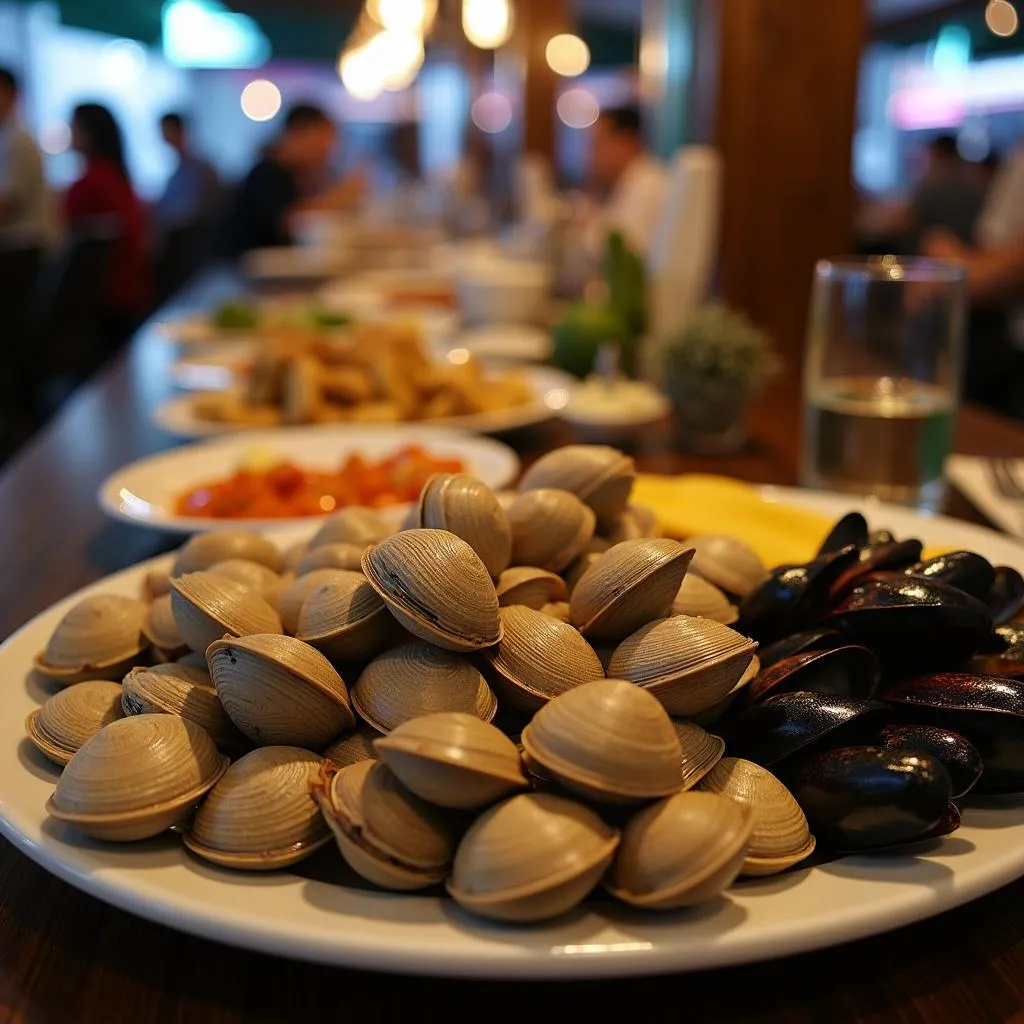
left=221, top=103, right=364, bottom=257
left=909, top=134, right=985, bottom=246
left=64, top=103, right=150, bottom=347
left=586, top=105, right=666, bottom=257
left=155, top=112, right=219, bottom=232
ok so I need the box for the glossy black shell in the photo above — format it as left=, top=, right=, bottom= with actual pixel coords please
left=987, top=566, right=1024, bottom=626
left=825, top=578, right=993, bottom=673
left=882, top=672, right=1024, bottom=793
left=747, top=645, right=879, bottom=706
left=789, top=745, right=952, bottom=852
left=904, top=550, right=996, bottom=601
left=757, top=628, right=843, bottom=671
left=738, top=546, right=859, bottom=644
left=878, top=723, right=983, bottom=799
left=829, top=539, right=925, bottom=603
left=817, top=512, right=869, bottom=556
left=970, top=624, right=1024, bottom=679
left=724, top=691, right=890, bottom=772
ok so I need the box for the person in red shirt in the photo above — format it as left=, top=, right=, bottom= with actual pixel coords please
left=65, top=103, right=150, bottom=348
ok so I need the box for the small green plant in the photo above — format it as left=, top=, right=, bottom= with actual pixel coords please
left=658, top=304, right=779, bottom=394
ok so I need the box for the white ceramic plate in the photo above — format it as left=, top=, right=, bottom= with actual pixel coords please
left=153, top=315, right=259, bottom=352
left=97, top=426, right=520, bottom=534
left=5, top=489, right=1024, bottom=977
left=152, top=366, right=577, bottom=439
left=170, top=342, right=260, bottom=392
left=444, top=325, right=553, bottom=363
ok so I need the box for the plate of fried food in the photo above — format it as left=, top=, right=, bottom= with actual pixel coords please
left=154, top=320, right=574, bottom=438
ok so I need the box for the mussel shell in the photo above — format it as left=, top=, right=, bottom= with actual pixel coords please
left=987, top=566, right=1024, bottom=626
left=825, top=578, right=994, bottom=673
left=970, top=624, right=1024, bottom=678
left=817, top=512, right=868, bottom=556
left=725, top=691, right=891, bottom=773
left=878, top=724, right=982, bottom=799
left=828, top=539, right=925, bottom=602
left=904, top=551, right=995, bottom=601
left=882, top=672, right=1024, bottom=793
left=738, top=546, right=860, bottom=644
left=757, top=629, right=842, bottom=671
left=746, top=645, right=879, bottom=706
left=788, top=745, right=952, bottom=852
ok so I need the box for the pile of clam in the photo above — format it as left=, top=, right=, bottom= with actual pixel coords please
left=25, top=445, right=1024, bottom=926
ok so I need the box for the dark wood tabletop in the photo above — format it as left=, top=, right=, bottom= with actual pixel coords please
left=5, top=277, right=1024, bottom=1023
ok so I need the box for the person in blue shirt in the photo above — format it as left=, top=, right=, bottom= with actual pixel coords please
left=155, top=111, right=219, bottom=233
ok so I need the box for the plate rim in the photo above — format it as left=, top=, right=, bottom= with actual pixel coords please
left=97, top=424, right=521, bottom=534
left=6, top=488, right=1024, bottom=979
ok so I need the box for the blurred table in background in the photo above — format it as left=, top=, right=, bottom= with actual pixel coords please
left=3, top=270, right=1024, bottom=1022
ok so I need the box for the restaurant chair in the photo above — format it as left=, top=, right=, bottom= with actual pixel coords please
left=646, top=146, right=722, bottom=339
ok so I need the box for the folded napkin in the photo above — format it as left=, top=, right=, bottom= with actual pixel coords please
left=948, top=456, right=1024, bottom=538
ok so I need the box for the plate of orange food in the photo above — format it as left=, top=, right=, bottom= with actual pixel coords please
left=98, top=426, right=520, bottom=533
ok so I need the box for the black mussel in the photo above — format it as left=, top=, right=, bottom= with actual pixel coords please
left=987, top=566, right=1024, bottom=626
left=789, top=745, right=953, bottom=852
left=868, top=529, right=895, bottom=547
left=853, top=800, right=961, bottom=853
left=825, top=578, right=993, bottom=674
left=904, top=551, right=996, bottom=601
left=738, top=546, right=860, bottom=644
left=747, top=645, right=879, bottom=706
left=725, top=691, right=890, bottom=773
left=757, top=628, right=843, bottom=670
left=970, top=624, right=1024, bottom=679
left=828, top=539, right=925, bottom=602
left=878, top=723, right=983, bottom=799
left=817, top=512, right=869, bottom=556
left=883, top=672, right=1024, bottom=793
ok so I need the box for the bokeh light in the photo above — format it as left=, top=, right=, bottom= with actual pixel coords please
left=240, top=79, right=282, bottom=121
left=100, top=39, right=148, bottom=88
left=556, top=88, right=600, bottom=129
left=462, top=0, right=513, bottom=49
left=985, top=0, right=1019, bottom=36
left=371, top=30, right=425, bottom=91
left=340, top=47, right=384, bottom=101
left=545, top=34, right=590, bottom=77
left=370, top=0, right=437, bottom=34
left=471, top=91, right=513, bottom=133
left=39, top=122, right=71, bottom=155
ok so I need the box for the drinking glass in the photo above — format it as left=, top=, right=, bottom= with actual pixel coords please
left=801, top=256, right=966, bottom=513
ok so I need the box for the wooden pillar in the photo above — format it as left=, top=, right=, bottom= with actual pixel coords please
left=516, top=0, right=571, bottom=159
left=696, top=0, right=866, bottom=371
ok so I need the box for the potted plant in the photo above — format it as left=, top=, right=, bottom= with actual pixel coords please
left=655, top=304, right=779, bottom=454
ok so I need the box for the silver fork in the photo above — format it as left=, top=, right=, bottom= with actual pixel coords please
left=988, top=457, right=1024, bottom=500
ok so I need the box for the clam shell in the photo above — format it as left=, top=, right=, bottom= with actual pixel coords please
left=688, top=534, right=768, bottom=599
left=142, top=569, right=171, bottom=602
left=447, top=792, right=619, bottom=923
left=169, top=572, right=282, bottom=654
left=671, top=574, right=739, bottom=624
left=563, top=552, right=603, bottom=595
left=184, top=746, right=331, bottom=870
left=317, top=760, right=455, bottom=890
left=362, top=529, right=501, bottom=652
left=308, top=507, right=392, bottom=549
left=417, top=473, right=512, bottom=577
left=672, top=719, right=726, bottom=789
left=121, top=662, right=247, bottom=752
left=570, top=539, right=694, bottom=642
left=25, top=681, right=125, bottom=766
left=483, top=605, right=604, bottom=712
left=507, top=490, right=596, bottom=573
left=375, top=712, right=527, bottom=808
left=606, top=790, right=755, bottom=909
left=521, top=679, right=683, bottom=802
left=352, top=642, right=497, bottom=734
left=276, top=568, right=349, bottom=634
left=608, top=615, right=757, bottom=716
left=207, top=559, right=287, bottom=603
left=34, top=594, right=146, bottom=685
left=518, top=445, right=635, bottom=525
left=322, top=726, right=383, bottom=768
left=495, top=567, right=568, bottom=609
left=208, top=634, right=354, bottom=748
left=541, top=601, right=572, bottom=622
left=282, top=540, right=309, bottom=573
left=142, top=593, right=187, bottom=659
left=47, top=714, right=228, bottom=841
left=697, top=757, right=815, bottom=875
left=172, top=531, right=283, bottom=575
left=294, top=571, right=392, bottom=661
left=296, top=543, right=365, bottom=576
left=602, top=504, right=660, bottom=544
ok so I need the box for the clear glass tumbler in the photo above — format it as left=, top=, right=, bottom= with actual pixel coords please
left=801, top=256, right=966, bottom=513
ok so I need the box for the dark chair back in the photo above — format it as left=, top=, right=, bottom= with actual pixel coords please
left=154, top=221, right=210, bottom=304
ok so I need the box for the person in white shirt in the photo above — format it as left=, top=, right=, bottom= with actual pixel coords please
left=587, top=105, right=667, bottom=258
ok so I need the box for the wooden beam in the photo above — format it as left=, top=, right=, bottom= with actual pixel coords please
left=516, top=0, right=571, bottom=158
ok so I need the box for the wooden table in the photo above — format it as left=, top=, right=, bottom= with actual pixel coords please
left=5, top=284, right=1024, bottom=1022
